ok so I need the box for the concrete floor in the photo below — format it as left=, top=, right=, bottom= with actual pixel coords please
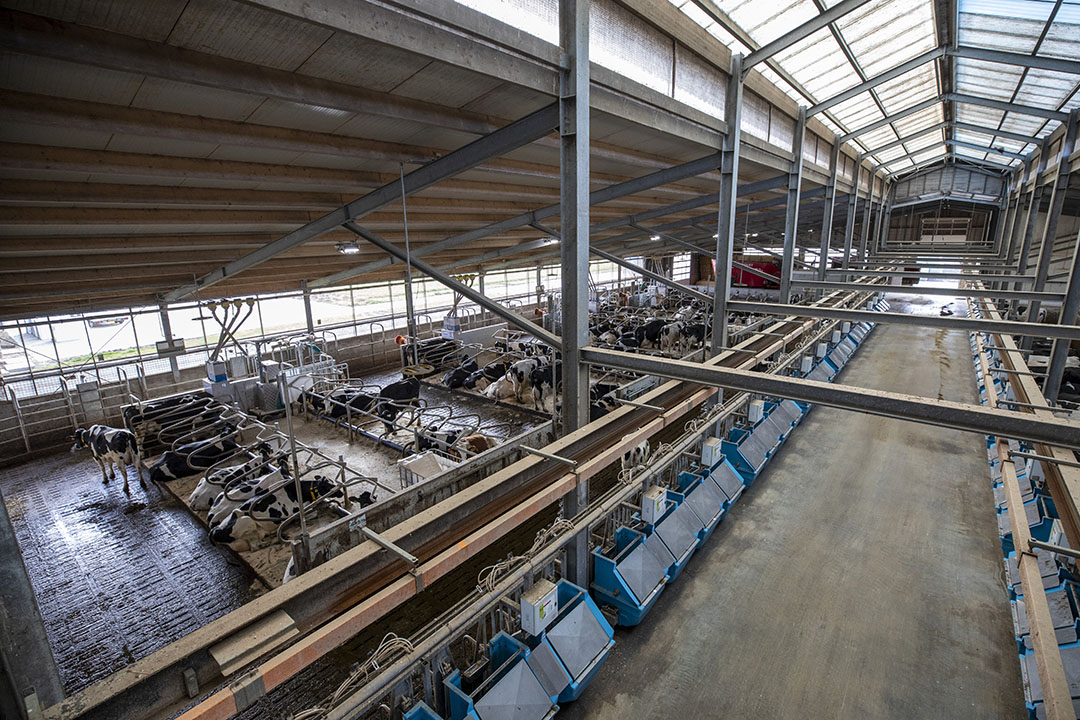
left=0, top=452, right=255, bottom=694
left=562, top=293, right=1023, bottom=720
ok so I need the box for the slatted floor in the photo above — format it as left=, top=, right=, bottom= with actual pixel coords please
left=1, top=451, right=255, bottom=693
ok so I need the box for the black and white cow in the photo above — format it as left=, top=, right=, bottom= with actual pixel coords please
left=635, top=319, right=667, bottom=349
left=462, top=369, right=491, bottom=391
left=621, top=437, right=650, bottom=472
left=589, top=395, right=621, bottom=422
left=483, top=375, right=515, bottom=400
left=205, top=463, right=290, bottom=527
left=507, top=357, right=543, bottom=403
left=659, top=321, right=685, bottom=353
left=681, top=323, right=707, bottom=350
left=71, top=425, right=143, bottom=494
left=149, top=434, right=241, bottom=483
left=530, top=360, right=561, bottom=411
left=405, top=422, right=464, bottom=455
left=188, top=443, right=285, bottom=512
left=122, top=393, right=209, bottom=433
left=323, top=389, right=377, bottom=420
left=375, top=377, right=421, bottom=432
left=616, top=333, right=641, bottom=351
left=208, top=475, right=339, bottom=552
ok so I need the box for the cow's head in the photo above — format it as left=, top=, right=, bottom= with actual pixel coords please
left=69, top=428, right=89, bottom=453
left=209, top=511, right=254, bottom=552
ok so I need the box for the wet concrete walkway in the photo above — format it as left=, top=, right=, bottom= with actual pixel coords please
left=562, top=293, right=1023, bottom=720
left=0, top=451, right=255, bottom=694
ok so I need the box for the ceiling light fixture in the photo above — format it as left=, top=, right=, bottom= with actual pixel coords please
left=650, top=235, right=661, bottom=241
left=336, top=241, right=361, bottom=255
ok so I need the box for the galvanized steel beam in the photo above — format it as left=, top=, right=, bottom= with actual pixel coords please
left=580, top=348, right=1080, bottom=448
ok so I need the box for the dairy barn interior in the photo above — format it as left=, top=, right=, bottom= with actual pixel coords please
left=2, top=1, right=1080, bottom=719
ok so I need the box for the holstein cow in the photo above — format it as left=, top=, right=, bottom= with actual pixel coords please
left=206, top=463, right=290, bottom=527
left=209, top=475, right=340, bottom=552
left=441, top=356, right=479, bottom=389
left=530, top=361, right=561, bottom=411
left=483, top=375, right=515, bottom=400
left=621, top=437, right=650, bottom=472
left=71, top=425, right=144, bottom=494
left=681, top=323, right=708, bottom=350
left=322, top=389, right=377, bottom=420
left=659, top=322, right=685, bottom=354
left=507, top=357, right=543, bottom=403
left=374, top=377, right=421, bottom=433
left=149, top=434, right=241, bottom=483
left=635, top=319, right=667, bottom=349
left=188, top=443, right=285, bottom=512
left=405, top=423, right=463, bottom=455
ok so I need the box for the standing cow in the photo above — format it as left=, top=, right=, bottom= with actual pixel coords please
left=71, top=425, right=144, bottom=494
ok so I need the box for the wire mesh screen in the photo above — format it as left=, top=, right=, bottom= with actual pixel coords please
left=673, top=44, right=725, bottom=119
left=740, top=90, right=771, bottom=142
left=593, top=0, right=673, bottom=96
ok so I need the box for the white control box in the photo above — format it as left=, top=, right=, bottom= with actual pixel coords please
left=701, top=437, right=723, bottom=467
left=748, top=399, right=764, bottom=424
left=800, top=355, right=813, bottom=374
left=816, top=342, right=828, bottom=358
left=831, top=330, right=841, bottom=344
left=521, top=578, right=559, bottom=635
left=842, top=321, right=852, bottom=334
left=642, top=485, right=666, bottom=524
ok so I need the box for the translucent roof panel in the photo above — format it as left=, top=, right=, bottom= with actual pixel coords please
left=671, top=0, right=941, bottom=167
left=955, top=0, right=1078, bottom=168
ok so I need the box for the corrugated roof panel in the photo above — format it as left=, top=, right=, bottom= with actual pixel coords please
left=858, top=125, right=899, bottom=150
left=954, top=145, right=987, bottom=159
left=1000, top=114, right=1050, bottom=138
left=874, top=65, right=938, bottom=115
left=726, top=0, right=820, bottom=43
left=1041, top=5, right=1080, bottom=60
left=956, top=59, right=1025, bottom=101
left=912, top=146, right=946, bottom=164
left=875, top=146, right=907, bottom=162
left=1014, top=68, right=1079, bottom=108
left=955, top=103, right=1005, bottom=127
left=957, top=0, right=1052, bottom=53
left=828, top=92, right=883, bottom=132
left=755, top=66, right=806, bottom=104
left=775, top=29, right=861, bottom=98
left=838, top=0, right=937, bottom=76
left=891, top=104, right=944, bottom=137
left=905, top=130, right=943, bottom=152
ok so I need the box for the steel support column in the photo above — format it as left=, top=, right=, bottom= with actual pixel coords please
left=1013, top=140, right=1051, bottom=293
left=842, top=156, right=863, bottom=273
left=158, top=300, right=180, bottom=382
left=1024, top=109, right=1079, bottom=341
left=712, top=53, right=743, bottom=353
left=858, top=172, right=876, bottom=262
left=780, top=106, right=806, bottom=303
left=301, top=280, right=314, bottom=334
left=558, top=0, right=590, bottom=589
left=818, top=139, right=841, bottom=281
left=1044, top=224, right=1080, bottom=401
